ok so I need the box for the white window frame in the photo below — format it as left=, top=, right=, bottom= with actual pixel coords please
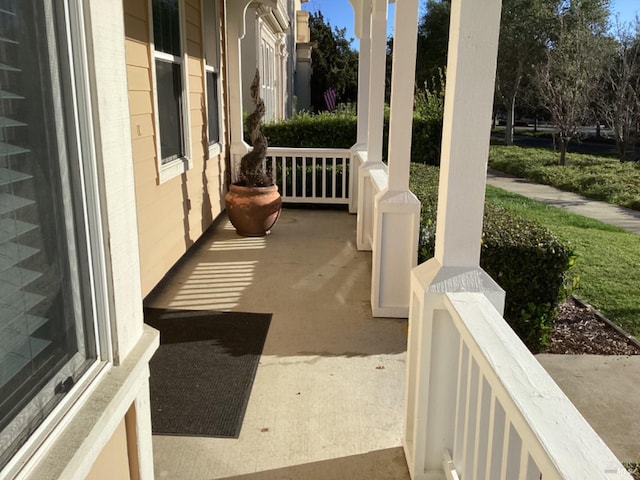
left=202, top=0, right=223, bottom=159
left=0, top=0, right=111, bottom=475
left=149, top=0, right=193, bottom=184
left=259, top=23, right=278, bottom=123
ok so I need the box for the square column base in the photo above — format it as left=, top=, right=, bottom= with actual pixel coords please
left=371, top=189, right=421, bottom=317
left=348, top=144, right=367, bottom=214
left=356, top=160, right=386, bottom=251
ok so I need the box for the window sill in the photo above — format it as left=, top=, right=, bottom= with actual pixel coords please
left=208, top=142, right=222, bottom=159
left=158, top=156, right=193, bottom=184
left=23, top=325, right=159, bottom=480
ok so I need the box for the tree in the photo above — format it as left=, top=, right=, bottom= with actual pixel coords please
left=495, top=0, right=557, bottom=145
left=596, top=19, right=640, bottom=161
left=535, top=0, right=611, bottom=165
left=308, top=12, right=359, bottom=112
left=415, top=0, right=450, bottom=91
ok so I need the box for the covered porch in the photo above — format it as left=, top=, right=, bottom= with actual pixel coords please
left=147, top=207, right=634, bottom=479
left=147, top=0, right=633, bottom=478
left=147, top=209, right=410, bottom=479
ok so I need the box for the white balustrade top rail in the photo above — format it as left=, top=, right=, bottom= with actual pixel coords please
left=442, top=292, right=631, bottom=480
left=267, top=147, right=351, bottom=205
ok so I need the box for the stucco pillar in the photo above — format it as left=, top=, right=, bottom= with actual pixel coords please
left=370, top=0, right=421, bottom=318
left=225, top=1, right=253, bottom=182
left=348, top=0, right=372, bottom=214
left=403, top=1, right=505, bottom=478
left=356, top=0, right=387, bottom=250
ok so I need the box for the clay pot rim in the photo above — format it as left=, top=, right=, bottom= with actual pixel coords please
left=230, top=183, right=279, bottom=193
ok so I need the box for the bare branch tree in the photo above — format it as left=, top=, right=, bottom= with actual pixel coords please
left=597, top=18, right=640, bottom=161
left=535, top=3, right=610, bottom=165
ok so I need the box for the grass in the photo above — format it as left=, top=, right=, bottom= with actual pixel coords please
left=486, top=185, right=640, bottom=338
left=488, top=145, right=640, bottom=210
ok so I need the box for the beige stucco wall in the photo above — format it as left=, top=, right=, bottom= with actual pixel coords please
left=85, top=419, right=131, bottom=480
left=124, top=0, right=227, bottom=296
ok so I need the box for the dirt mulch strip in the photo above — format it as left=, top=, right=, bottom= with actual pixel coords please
left=547, top=297, right=640, bottom=355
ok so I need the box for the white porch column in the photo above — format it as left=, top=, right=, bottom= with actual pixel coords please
left=370, top=0, right=421, bottom=318
left=348, top=0, right=372, bottom=213
left=356, top=0, right=387, bottom=250
left=403, top=1, right=505, bottom=479
left=225, top=1, right=253, bottom=182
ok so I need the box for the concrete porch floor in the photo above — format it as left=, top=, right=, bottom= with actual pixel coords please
left=146, top=209, right=411, bottom=479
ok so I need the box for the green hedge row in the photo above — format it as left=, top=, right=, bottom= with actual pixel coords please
left=410, top=163, right=574, bottom=352
left=262, top=111, right=443, bottom=165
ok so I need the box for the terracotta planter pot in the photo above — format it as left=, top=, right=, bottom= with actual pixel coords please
left=224, top=184, right=282, bottom=236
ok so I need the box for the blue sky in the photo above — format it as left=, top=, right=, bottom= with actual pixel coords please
left=302, top=0, right=639, bottom=50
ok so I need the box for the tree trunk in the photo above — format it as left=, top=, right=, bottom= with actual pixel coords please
left=505, top=94, right=516, bottom=146
left=559, top=138, right=567, bottom=166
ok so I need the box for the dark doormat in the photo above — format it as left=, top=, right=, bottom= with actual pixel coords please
left=144, top=307, right=272, bottom=438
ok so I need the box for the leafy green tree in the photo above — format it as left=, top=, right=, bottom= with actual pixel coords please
left=535, top=0, right=611, bottom=165
left=308, top=12, right=359, bottom=112
left=415, top=0, right=450, bottom=90
left=495, top=0, right=557, bottom=145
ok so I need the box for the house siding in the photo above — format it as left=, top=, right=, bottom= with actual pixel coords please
left=124, top=0, right=227, bottom=297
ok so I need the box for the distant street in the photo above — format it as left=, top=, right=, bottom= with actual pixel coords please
left=491, top=128, right=620, bottom=157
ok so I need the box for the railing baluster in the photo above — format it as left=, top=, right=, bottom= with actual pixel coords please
left=322, top=157, right=327, bottom=199
left=502, top=423, right=522, bottom=480
left=312, top=157, right=317, bottom=198
left=453, top=344, right=469, bottom=468
left=302, top=156, right=307, bottom=198
left=484, top=394, right=501, bottom=479
left=473, top=376, right=491, bottom=479
left=341, top=156, right=348, bottom=200
left=462, top=359, right=479, bottom=480
left=332, top=157, right=337, bottom=199
left=281, top=156, right=286, bottom=198
left=522, top=452, right=541, bottom=480
left=292, top=156, right=298, bottom=199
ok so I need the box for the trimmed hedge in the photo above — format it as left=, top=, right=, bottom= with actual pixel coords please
left=410, top=163, right=574, bottom=352
left=262, top=111, right=442, bottom=165
left=263, top=111, right=357, bottom=149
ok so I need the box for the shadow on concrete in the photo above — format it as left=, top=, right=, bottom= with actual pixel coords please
left=145, top=209, right=408, bottom=358
left=217, top=447, right=410, bottom=480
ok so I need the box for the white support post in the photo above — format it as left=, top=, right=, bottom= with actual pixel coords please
left=348, top=0, right=372, bottom=214
left=131, top=377, right=155, bottom=480
left=370, top=0, right=421, bottom=318
left=356, top=0, right=387, bottom=250
left=225, top=1, right=253, bottom=182
left=404, top=0, right=505, bottom=478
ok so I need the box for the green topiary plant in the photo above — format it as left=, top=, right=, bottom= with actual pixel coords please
left=237, top=69, right=272, bottom=187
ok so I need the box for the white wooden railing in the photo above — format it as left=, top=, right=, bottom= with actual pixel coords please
left=266, top=147, right=351, bottom=204
left=407, top=291, right=631, bottom=480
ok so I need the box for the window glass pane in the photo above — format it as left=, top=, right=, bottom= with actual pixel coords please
left=155, top=60, right=184, bottom=163
left=152, top=0, right=180, bottom=56
left=202, top=0, right=219, bottom=66
left=206, top=71, right=219, bottom=145
left=0, top=0, right=97, bottom=468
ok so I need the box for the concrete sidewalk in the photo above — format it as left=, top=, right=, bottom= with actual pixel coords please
left=487, top=168, right=640, bottom=234
left=536, top=354, right=640, bottom=463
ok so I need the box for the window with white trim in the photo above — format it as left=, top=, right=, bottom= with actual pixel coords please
left=203, top=0, right=221, bottom=149
left=260, top=28, right=277, bottom=123
left=0, top=0, right=104, bottom=470
left=151, top=0, right=189, bottom=176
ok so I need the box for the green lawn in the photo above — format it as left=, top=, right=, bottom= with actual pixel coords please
left=488, top=145, right=640, bottom=210
left=486, top=185, right=640, bottom=338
